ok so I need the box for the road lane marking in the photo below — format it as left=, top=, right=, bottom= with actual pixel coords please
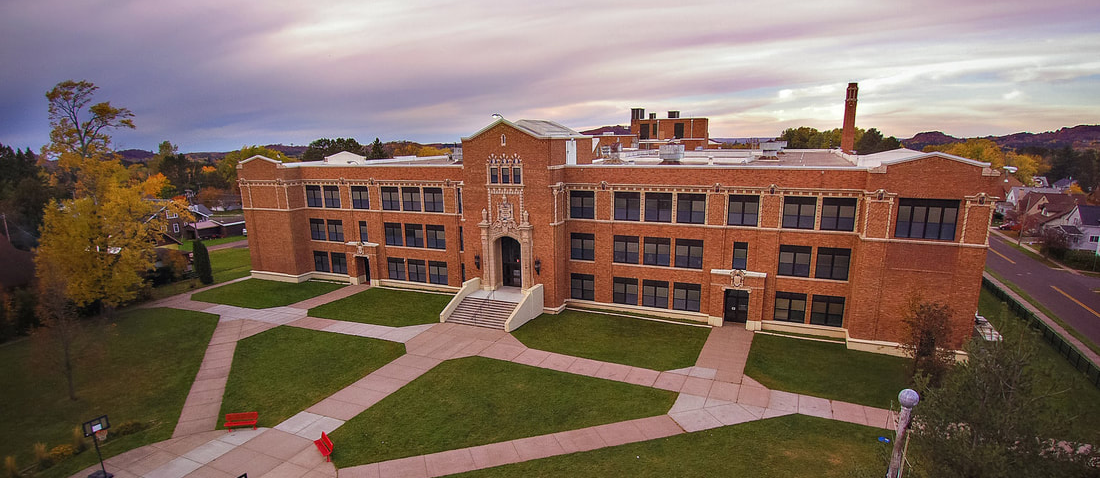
left=988, top=247, right=1016, bottom=264
left=1050, top=285, right=1100, bottom=319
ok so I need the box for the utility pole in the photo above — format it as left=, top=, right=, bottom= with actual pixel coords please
left=886, top=389, right=920, bottom=478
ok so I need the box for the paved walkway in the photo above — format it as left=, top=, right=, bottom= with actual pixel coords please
left=77, top=283, right=898, bottom=478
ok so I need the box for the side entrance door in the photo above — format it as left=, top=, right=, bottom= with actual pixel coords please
left=501, top=237, right=522, bottom=287
left=724, top=289, right=749, bottom=323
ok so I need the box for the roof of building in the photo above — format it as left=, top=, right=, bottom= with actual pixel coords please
left=1053, top=177, right=1076, bottom=189
left=1057, top=224, right=1083, bottom=235
left=513, top=120, right=582, bottom=138
left=1077, top=205, right=1100, bottom=226
left=0, top=238, right=34, bottom=288
left=189, top=204, right=214, bottom=218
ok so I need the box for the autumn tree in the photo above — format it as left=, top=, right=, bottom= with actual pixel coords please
left=216, top=145, right=288, bottom=185
left=924, top=139, right=1048, bottom=185
left=301, top=137, right=365, bottom=162
left=43, top=80, right=134, bottom=161
left=901, top=298, right=957, bottom=385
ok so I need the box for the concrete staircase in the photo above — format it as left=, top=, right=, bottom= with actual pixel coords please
left=446, top=296, right=518, bottom=329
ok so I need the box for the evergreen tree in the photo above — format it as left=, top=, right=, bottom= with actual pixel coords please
left=193, top=240, right=213, bottom=285
left=367, top=138, right=387, bottom=159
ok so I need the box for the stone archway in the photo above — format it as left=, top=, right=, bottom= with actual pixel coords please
left=478, top=195, right=534, bottom=290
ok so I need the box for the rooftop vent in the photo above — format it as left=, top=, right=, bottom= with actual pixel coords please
left=658, top=144, right=685, bottom=164
left=668, top=111, right=680, bottom=119
left=649, top=113, right=657, bottom=119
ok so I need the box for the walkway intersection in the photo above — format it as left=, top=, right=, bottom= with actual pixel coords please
left=78, top=284, right=898, bottom=478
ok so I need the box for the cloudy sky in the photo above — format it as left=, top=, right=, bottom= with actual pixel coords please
left=2, top=0, right=1098, bottom=153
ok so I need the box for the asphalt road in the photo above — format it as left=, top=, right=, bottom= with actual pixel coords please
left=985, top=233, right=1100, bottom=347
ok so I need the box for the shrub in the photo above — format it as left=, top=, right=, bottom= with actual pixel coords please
left=193, top=241, right=213, bottom=285
left=112, top=420, right=148, bottom=437
left=48, top=445, right=73, bottom=463
left=33, top=443, right=51, bottom=470
left=71, top=427, right=87, bottom=454
left=3, top=456, right=18, bottom=478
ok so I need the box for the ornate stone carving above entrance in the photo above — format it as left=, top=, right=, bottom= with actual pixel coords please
left=730, top=269, right=745, bottom=288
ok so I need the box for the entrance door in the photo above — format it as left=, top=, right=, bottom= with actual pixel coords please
left=500, top=237, right=522, bottom=287
left=724, top=289, right=749, bottom=323
left=357, top=256, right=370, bottom=283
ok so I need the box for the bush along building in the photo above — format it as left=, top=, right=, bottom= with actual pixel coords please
left=238, top=84, right=1002, bottom=354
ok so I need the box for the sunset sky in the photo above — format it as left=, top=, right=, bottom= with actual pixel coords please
left=2, top=0, right=1098, bottom=153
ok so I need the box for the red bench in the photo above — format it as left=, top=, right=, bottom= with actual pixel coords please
left=223, top=411, right=258, bottom=431
left=314, top=431, right=334, bottom=462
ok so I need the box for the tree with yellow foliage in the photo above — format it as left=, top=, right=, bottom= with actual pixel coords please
left=924, top=139, right=1048, bottom=185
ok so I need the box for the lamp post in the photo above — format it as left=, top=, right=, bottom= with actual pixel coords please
left=886, top=389, right=919, bottom=478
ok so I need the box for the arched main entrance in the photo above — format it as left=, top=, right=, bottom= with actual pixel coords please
left=500, top=236, right=522, bottom=287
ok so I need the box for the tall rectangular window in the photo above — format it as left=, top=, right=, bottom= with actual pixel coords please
left=642, top=280, right=668, bottom=308
left=810, top=295, right=845, bottom=327
left=407, top=259, right=426, bottom=282
left=351, top=186, right=370, bottom=209
left=326, top=220, right=344, bottom=242
left=727, top=195, right=759, bottom=226
left=512, top=167, right=521, bottom=184
left=613, top=235, right=639, bottom=264
left=613, top=277, right=638, bottom=305
left=777, top=245, right=812, bottom=277
left=387, top=257, right=405, bottom=280
left=381, top=187, right=400, bottom=210
left=614, top=192, right=640, bottom=221
left=673, top=122, right=685, bottom=139
left=570, top=191, right=595, bottom=219
left=459, top=226, right=464, bottom=251
left=489, top=168, right=499, bottom=184
left=732, top=242, right=748, bottom=270
left=782, top=196, right=817, bottom=229
left=426, top=225, right=446, bottom=249
left=330, top=253, right=347, bottom=274
left=570, top=233, right=595, bottom=261
left=456, top=188, right=463, bottom=214
left=645, top=193, right=672, bottom=222
left=323, top=186, right=341, bottom=208
left=402, top=187, right=421, bottom=212
left=676, top=194, right=706, bottom=224
left=405, top=223, right=424, bottom=248
left=895, top=199, right=959, bottom=241
left=306, top=186, right=323, bottom=208
left=313, top=251, right=330, bottom=272
left=674, top=239, right=704, bottom=269
left=643, top=237, right=671, bottom=266
left=384, top=222, right=402, bottom=246
left=672, top=282, right=701, bottom=312
left=358, top=221, right=369, bottom=242
left=774, top=292, right=807, bottom=323
left=500, top=167, right=510, bottom=184
left=570, top=273, right=594, bottom=300
left=423, top=188, right=444, bottom=212
left=309, top=219, right=325, bottom=240
left=429, top=261, right=448, bottom=285
left=815, top=248, right=851, bottom=281
left=820, top=198, right=856, bottom=231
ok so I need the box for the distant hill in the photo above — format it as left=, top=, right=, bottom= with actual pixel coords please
left=187, top=144, right=307, bottom=162
left=903, top=125, right=1100, bottom=151
left=118, top=149, right=155, bottom=161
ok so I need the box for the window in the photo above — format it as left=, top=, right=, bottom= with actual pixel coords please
left=407, top=259, right=426, bottom=282
left=614, top=192, right=640, bottom=221
left=774, top=292, right=807, bottom=323
left=732, top=242, right=748, bottom=270
left=815, top=248, right=851, bottom=281
left=326, top=220, right=344, bottom=242
left=489, top=168, right=499, bottom=184
left=777, top=245, right=812, bottom=277
left=613, top=277, right=638, bottom=305
left=820, top=198, right=856, bottom=231
left=358, top=221, right=369, bottom=242
left=895, top=199, right=959, bottom=241
left=500, top=167, right=510, bottom=184
left=387, top=257, right=405, bottom=280
left=424, top=188, right=444, bottom=212
left=384, top=223, right=402, bottom=246
left=571, top=233, right=595, bottom=261
left=643, top=237, right=671, bottom=266
left=457, top=189, right=463, bottom=214
left=674, top=239, right=704, bottom=269
left=351, top=186, right=370, bottom=209
left=429, top=261, right=448, bottom=285
left=459, top=226, right=464, bottom=251
left=402, top=187, right=421, bottom=212
left=613, top=235, right=639, bottom=264
left=571, top=273, right=594, bottom=300
left=331, top=253, right=347, bottom=274
left=313, top=251, right=330, bottom=272
left=323, top=186, right=340, bottom=208
left=381, top=187, right=400, bottom=210
left=461, top=263, right=466, bottom=282
left=810, top=295, right=845, bottom=327
left=306, top=186, right=323, bottom=207
left=677, top=194, right=706, bottom=224
left=512, top=167, right=521, bottom=184
left=570, top=191, right=594, bottom=219
left=674, top=122, right=685, bottom=139
left=172, top=223, right=180, bottom=233
left=645, top=193, right=672, bottom=222
left=783, top=196, right=817, bottom=229
left=1091, top=236, right=1100, bottom=243
left=642, top=280, right=669, bottom=308
left=310, top=219, right=325, bottom=240
left=672, top=283, right=701, bottom=312
left=639, top=124, right=649, bottom=140
left=728, top=195, right=759, bottom=226
left=426, top=225, right=446, bottom=249
left=166, top=210, right=178, bottom=219
left=405, top=223, right=424, bottom=247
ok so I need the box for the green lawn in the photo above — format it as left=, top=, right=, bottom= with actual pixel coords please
left=329, top=357, right=677, bottom=467
left=219, top=327, right=405, bottom=427
left=745, top=334, right=911, bottom=408
left=164, top=235, right=247, bottom=251
left=511, top=310, right=710, bottom=371
left=451, top=414, right=888, bottom=478
left=0, top=308, right=218, bottom=477
left=308, top=288, right=452, bottom=327
left=191, top=279, right=344, bottom=309
left=978, top=289, right=1100, bottom=443
left=148, top=247, right=253, bottom=301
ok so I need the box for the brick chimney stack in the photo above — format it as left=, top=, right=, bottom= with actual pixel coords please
left=841, top=82, right=858, bottom=154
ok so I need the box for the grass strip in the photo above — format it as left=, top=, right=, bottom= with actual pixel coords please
left=191, top=279, right=344, bottom=309
left=308, top=288, right=452, bottom=327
